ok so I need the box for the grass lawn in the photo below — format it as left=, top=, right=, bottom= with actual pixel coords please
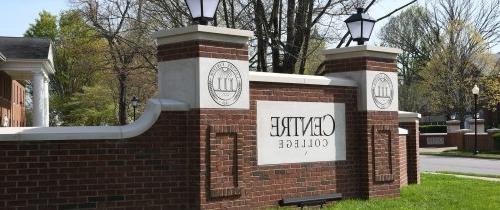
left=435, top=171, right=500, bottom=179
left=327, top=174, right=500, bottom=210
left=420, top=149, right=500, bottom=160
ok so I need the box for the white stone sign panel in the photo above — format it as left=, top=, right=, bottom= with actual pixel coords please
left=257, top=101, right=346, bottom=165
left=326, top=70, right=398, bottom=111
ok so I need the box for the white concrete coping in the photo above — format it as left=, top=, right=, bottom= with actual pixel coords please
left=249, top=71, right=358, bottom=87
left=466, top=118, right=485, bottom=123
left=0, top=98, right=189, bottom=141
left=398, top=111, right=421, bottom=119
left=398, top=111, right=421, bottom=123
left=487, top=128, right=500, bottom=133
left=154, top=25, right=254, bottom=45
left=420, top=133, right=447, bottom=136
left=464, top=132, right=489, bottom=136
left=457, top=129, right=472, bottom=133
left=323, top=45, right=402, bottom=60
left=399, top=128, right=408, bottom=135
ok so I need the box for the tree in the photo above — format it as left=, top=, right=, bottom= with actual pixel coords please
left=73, top=0, right=156, bottom=125
left=144, top=0, right=360, bottom=74
left=64, top=83, right=118, bottom=125
left=421, top=0, right=500, bottom=120
left=380, top=0, right=500, bottom=121
left=379, top=5, right=431, bottom=112
left=24, top=10, right=58, bottom=40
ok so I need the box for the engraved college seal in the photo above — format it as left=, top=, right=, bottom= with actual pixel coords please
left=371, top=73, right=393, bottom=109
left=208, top=61, right=242, bottom=106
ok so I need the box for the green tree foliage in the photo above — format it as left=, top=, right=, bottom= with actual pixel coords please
left=51, top=11, right=111, bottom=126
left=379, top=5, right=431, bottom=113
left=24, top=11, right=58, bottom=40
left=480, top=75, right=500, bottom=111
left=64, top=84, right=118, bottom=126
left=25, top=10, right=115, bottom=126
left=380, top=0, right=500, bottom=120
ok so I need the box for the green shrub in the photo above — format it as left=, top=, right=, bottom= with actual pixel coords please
left=419, top=125, right=447, bottom=133
left=493, top=133, right=500, bottom=151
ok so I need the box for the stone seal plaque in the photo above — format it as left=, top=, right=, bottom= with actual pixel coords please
left=208, top=61, right=242, bottom=106
left=371, top=73, right=393, bottom=109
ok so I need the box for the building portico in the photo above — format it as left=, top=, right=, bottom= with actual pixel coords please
left=0, top=37, right=54, bottom=127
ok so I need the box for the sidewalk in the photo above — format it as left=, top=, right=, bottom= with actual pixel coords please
left=420, top=146, right=457, bottom=153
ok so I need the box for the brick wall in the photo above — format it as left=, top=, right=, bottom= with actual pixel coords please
left=0, top=71, right=12, bottom=125
left=359, top=111, right=400, bottom=198
left=399, top=135, right=408, bottom=187
left=399, top=122, right=420, bottom=184
left=323, top=57, right=397, bottom=74
left=157, top=40, right=248, bottom=62
left=463, top=134, right=495, bottom=151
left=0, top=111, right=201, bottom=209
left=0, top=71, right=25, bottom=127
left=0, top=81, right=405, bottom=209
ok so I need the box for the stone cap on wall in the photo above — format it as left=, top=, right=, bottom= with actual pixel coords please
left=466, top=118, right=485, bottom=123
left=464, top=132, right=489, bottom=136
left=446, top=120, right=460, bottom=125
left=487, top=128, right=500, bottom=133
left=399, top=128, right=408, bottom=135
left=0, top=98, right=189, bottom=141
left=154, top=25, right=254, bottom=45
left=249, top=71, right=358, bottom=87
left=398, top=111, right=421, bottom=123
left=323, top=45, right=402, bottom=60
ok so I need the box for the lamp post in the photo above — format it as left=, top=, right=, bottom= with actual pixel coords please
left=131, top=96, right=139, bottom=121
left=344, top=8, right=376, bottom=45
left=185, top=0, right=220, bottom=25
left=472, top=84, right=479, bottom=155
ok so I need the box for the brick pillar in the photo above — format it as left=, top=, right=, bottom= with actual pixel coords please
left=154, top=25, right=253, bottom=208
left=324, top=45, right=402, bottom=198
left=399, top=118, right=420, bottom=184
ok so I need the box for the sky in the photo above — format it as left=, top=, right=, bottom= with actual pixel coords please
left=0, top=0, right=498, bottom=53
left=0, top=0, right=69, bottom=37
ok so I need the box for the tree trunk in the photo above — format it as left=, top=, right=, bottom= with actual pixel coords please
left=298, top=0, right=314, bottom=74
left=118, top=72, right=128, bottom=125
left=283, top=0, right=307, bottom=74
left=271, top=0, right=281, bottom=72
left=281, top=0, right=296, bottom=73
left=254, top=0, right=267, bottom=72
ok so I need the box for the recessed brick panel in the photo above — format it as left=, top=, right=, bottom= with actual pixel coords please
left=372, top=125, right=395, bottom=182
left=207, top=125, right=242, bottom=199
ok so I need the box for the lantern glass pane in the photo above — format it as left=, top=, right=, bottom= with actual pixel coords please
left=186, top=0, right=202, bottom=18
left=362, top=21, right=375, bottom=39
left=347, top=21, right=362, bottom=39
left=203, top=0, right=219, bottom=18
left=472, top=85, right=479, bottom=94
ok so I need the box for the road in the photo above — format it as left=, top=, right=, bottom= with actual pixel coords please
left=420, top=155, right=500, bottom=175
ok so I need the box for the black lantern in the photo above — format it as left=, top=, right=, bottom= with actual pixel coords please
left=185, top=0, right=220, bottom=25
left=344, top=8, right=376, bottom=45
left=131, top=96, right=139, bottom=121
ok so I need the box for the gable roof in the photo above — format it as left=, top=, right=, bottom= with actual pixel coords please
left=0, top=37, right=51, bottom=60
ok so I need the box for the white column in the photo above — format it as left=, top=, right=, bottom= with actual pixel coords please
left=43, top=78, right=50, bottom=127
left=32, top=73, right=45, bottom=127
